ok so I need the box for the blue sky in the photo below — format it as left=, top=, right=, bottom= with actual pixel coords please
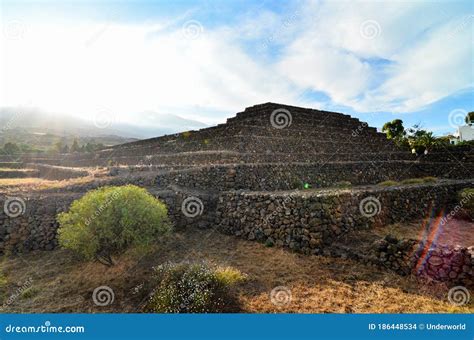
left=1, top=0, right=473, bottom=135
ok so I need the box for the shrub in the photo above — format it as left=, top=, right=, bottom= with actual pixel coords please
left=378, top=177, right=436, bottom=187
left=290, top=178, right=304, bottom=190
left=401, top=178, right=425, bottom=185
left=57, top=185, right=171, bottom=263
left=20, top=287, right=40, bottom=300
left=264, top=239, right=274, bottom=247
left=378, top=180, right=399, bottom=187
left=401, top=177, right=437, bottom=185
left=145, top=262, right=244, bottom=313
left=334, top=181, right=352, bottom=188
left=214, top=266, right=246, bottom=286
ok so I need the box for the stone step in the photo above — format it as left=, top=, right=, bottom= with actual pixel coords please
left=59, top=151, right=419, bottom=167
left=104, top=133, right=398, bottom=157
left=238, top=102, right=355, bottom=121
left=183, top=125, right=383, bottom=140
left=227, top=115, right=364, bottom=129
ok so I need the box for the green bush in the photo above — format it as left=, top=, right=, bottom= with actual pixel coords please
left=378, top=177, right=437, bottom=187
left=334, top=181, right=352, bottom=188
left=378, top=180, right=399, bottom=187
left=401, top=177, right=437, bottom=185
left=400, top=178, right=425, bottom=185
left=57, top=185, right=171, bottom=262
left=290, top=178, right=304, bottom=190
left=145, top=262, right=244, bottom=313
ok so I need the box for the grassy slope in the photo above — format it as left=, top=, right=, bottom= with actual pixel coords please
left=0, top=229, right=471, bottom=314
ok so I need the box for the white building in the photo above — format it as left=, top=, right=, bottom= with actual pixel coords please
left=450, top=123, right=474, bottom=144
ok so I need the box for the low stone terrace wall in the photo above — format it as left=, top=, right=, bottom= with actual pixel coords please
left=0, top=169, right=39, bottom=179
left=0, top=188, right=214, bottom=254
left=0, top=194, right=81, bottom=254
left=0, top=162, right=24, bottom=169
left=370, top=236, right=473, bottom=287
left=154, top=162, right=474, bottom=191
left=1, top=179, right=471, bottom=285
left=26, top=164, right=89, bottom=180
left=215, top=180, right=472, bottom=254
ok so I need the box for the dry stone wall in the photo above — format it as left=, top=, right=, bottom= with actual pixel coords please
left=1, top=103, right=472, bottom=287
left=215, top=181, right=472, bottom=253
left=0, top=189, right=214, bottom=255
left=26, top=164, right=89, bottom=180
left=370, top=235, right=473, bottom=287
left=154, top=162, right=474, bottom=191
left=0, top=194, right=80, bottom=253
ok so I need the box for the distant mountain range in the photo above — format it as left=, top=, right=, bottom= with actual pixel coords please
left=0, top=107, right=208, bottom=148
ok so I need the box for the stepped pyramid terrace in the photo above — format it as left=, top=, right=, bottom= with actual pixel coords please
left=1, top=103, right=473, bottom=288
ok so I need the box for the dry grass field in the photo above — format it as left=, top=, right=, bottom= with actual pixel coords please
left=1, top=228, right=471, bottom=314
left=0, top=176, right=96, bottom=194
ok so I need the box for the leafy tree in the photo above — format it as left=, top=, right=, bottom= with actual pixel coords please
left=19, top=143, right=40, bottom=153
left=57, top=185, right=171, bottom=264
left=70, top=138, right=80, bottom=153
left=466, top=111, right=474, bottom=124
left=2, top=142, right=20, bottom=154
left=382, top=119, right=405, bottom=140
left=54, top=140, right=63, bottom=153
left=406, top=124, right=437, bottom=154
left=84, top=142, right=94, bottom=152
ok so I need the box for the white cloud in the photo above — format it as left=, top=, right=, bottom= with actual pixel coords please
left=0, top=20, right=297, bottom=124
left=354, top=20, right=473, bottom=112
left=276, top=0, right=472, bottom=113
left=0, top=0, right=471, bottom=126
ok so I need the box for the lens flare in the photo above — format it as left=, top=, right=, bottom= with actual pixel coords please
left=414, top=208, right=445, bottom=274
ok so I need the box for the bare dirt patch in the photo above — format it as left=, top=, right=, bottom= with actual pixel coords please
left=373, top=219, right=474, bottom=248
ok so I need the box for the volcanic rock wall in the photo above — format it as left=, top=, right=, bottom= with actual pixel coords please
left=370, top=236, right=473, bottom=287
left=154, top=162, right=474, bottom=191
left=0, top=189, right=214, bottom=254
left=215, top=181, right=472, bottom=254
